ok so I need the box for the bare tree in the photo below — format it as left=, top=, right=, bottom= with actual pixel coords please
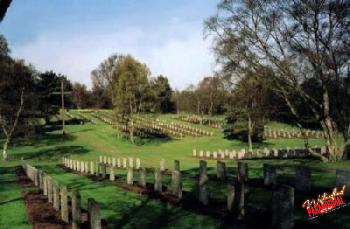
left=205, top=0, right=350, bottom=161
left=0, top=88, right=24, bottom=160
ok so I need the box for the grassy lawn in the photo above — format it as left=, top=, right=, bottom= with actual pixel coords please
left=1, top=112, right=349, bottom=228
left=0, top=164, right=30, bottom=229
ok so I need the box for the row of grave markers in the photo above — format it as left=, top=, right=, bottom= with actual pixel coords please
left=262, top=163, right=350, bottom=197
left=22, top=160, right=102, bottom=229
left=63, top=156, right=299, bottom=228
left=85, top=110, right=214, bottom=138
left=63, top=154, right=350, bottom=228
left=98, top=155, right=142, bottom=169
left=264, top=127, right=324, bottom=139
left=193, top=146, right=326, bottom=160
left=135, top=116, right=214, bottom=137
left=62, top=157, right=182, bottom=198
left=76, top=111, right=97, bottom=124
left=178, top=115, right=224, bottom=129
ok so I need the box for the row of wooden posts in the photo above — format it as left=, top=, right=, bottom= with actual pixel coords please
left=22, top=160, right=102, bottom=229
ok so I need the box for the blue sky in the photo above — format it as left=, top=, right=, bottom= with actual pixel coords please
left=0, top=0, right=218, bottom=89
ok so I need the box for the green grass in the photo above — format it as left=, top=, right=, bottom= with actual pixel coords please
left=0, top=165, right=30, bottom=229
left=0, top=112, right=349, bottom=228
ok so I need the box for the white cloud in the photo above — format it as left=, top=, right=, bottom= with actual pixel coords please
left=12, top=22, right=215, bottom=90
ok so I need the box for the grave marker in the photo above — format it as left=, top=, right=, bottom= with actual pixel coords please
left=272, top=185, right=294, bottom=229
left=199, top=160, right=209, bottom=206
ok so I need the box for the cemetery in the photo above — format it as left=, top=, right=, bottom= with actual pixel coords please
left=1, top=1, right=350, bottom=229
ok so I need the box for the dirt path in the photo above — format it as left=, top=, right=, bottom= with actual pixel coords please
left=15, top=166, right=71, bottom=229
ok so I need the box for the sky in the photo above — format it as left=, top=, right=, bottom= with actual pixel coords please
left=0, top=0, right=218, bottom=90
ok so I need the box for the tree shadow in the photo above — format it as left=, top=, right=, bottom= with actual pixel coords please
left=11, top=131, right=77, bottom=148
left=14, top=145, right=89, bottom=160
left=0, top=197, right=24, bottom=206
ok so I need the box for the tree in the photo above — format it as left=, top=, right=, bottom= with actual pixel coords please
left=173, top=89, right=197, bottom=114
left=205, top=0, right=350, bottom=161
left=36, top=71, right=72, bottom=124
left=197, top=76, right=226, bottom=115
left=0, top=36, right=35, bottom=160
left=149, top=75, right=174, bottom=113
left=90, top=84, right=111, bottom=108
left=113, top=55, right=150, bottom=143
left=0, top=0, right=11, bottom=22
left=225, top=68, right=271, bottom=152
left=72, top=82, right=92, bottom=109
left=91, top=54, right=126, bottom=106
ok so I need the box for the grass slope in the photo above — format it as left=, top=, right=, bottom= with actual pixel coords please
left=0, top=112, right=349, bottom=228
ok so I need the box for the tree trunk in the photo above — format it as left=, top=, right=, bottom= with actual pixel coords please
left=341, top=126, right=350, bottom=160
left=247, top=114, right=253, bottom=153
left=209, top=101, right=213, bottom=116
left=321, top=86, right=339, bottom=161
left=129, top=118, right=134, bottom=144
left=1, top=88, right=25, bottom=161
left=2, top=138, right=9, bottom=161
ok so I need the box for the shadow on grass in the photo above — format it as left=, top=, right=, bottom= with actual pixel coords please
left=0, top=197, right=24, bottom=206
left=14, top=145, right=89, bottom=161
left=11, top=131, right=76, bottom=148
